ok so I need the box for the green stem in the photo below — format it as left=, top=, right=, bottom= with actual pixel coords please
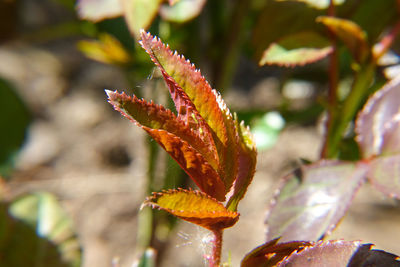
left=324, top=62, right=376, bottom=158
left=214, top=0, right=250, bottom=91
left=209, top=229, right=223, bottom=267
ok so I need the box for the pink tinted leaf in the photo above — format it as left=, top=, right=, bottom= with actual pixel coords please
left=316, top=16, right=369, bottom=63
left=281, top=240, right=400, bottom=266
left=159, top=0, right=206, bottom=23
left=139, top=31, right=240, bottom=191
left=241, top=238, right=312, bottom=267
left=356, top=77, right=400, bottom=158
left=143, top=189, right=239, bottom=230
left=259, top=31, right=332, bottom=67
left=367, top=154, right=400, bottom=199
left=265, top=160, right=368, bottom=242
left=122, top=0, right=162, bottom=38
left=106, top=90, right=225, bottom=200
left=76, top=0, right=123, bottom=22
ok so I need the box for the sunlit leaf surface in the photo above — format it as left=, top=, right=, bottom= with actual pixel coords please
left=122, top=0, right=162, bottom=38
left=159, top=0, right=206, bottom=23
left=242, top=239, right=400, bottom=267
left=276, top=0, right=345, bottom=9
left=259, top=32, right=332, bottom=67
left=0, top=192, right=81, bottom=267
left=143, top=189, right=239, bottom=230
left=317, top=16, right=369, bottom=63
left=76, top=0, right=123, bottom=22
left=356, top=77, right=400, bottom=158
left=281, top=241, right=400, bottom=266
left=265, top=160, right=368, bottom=242
left=367, top=155, right=400, bottom=199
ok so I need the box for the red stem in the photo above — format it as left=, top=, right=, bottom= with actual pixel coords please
left=321, top=0, right=338, bottom=158
left=209, top=229, right=223, bottom=267
left=373, top=19, right=400, bottom=61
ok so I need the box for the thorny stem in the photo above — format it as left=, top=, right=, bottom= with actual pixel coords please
left=209, top=229, right=223, bottom=267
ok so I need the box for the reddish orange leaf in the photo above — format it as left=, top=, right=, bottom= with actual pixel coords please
left=140, top=31, right=241, bottom=192
left=106, top=90, right=218, bottom=170
left=143, top=189, right=239, bottom=230
left=106, top=90, right=225, bottom=201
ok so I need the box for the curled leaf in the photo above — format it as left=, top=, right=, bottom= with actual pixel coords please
left=317, top=16, right=369, bottom=63
left=143, top=189, right=239, bottom=230
left=265, top=160, right=368, bottom=242
left=355, top=77, right=400, bottom=158
left=259, top=32, right=332, bottom=67
left=241, top=238, right=312, bottom=267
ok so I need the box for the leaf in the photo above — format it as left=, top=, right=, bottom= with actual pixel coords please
left=355, top=77, right=400, bottom=158
left=367, top=154, right=400, bottom=199
left=241, top=238, right=313, bottom=267
left=77, top=33, right=131, bottom=65
left=122, top=0, right=162, bottom=38
left=76, top=0, right=123, bottom=22
left=265, top=160, right=368, bottom=242
left=252, top=1, right=324, bottom=60
left=281, top=240, right=400, bottom=266
left=0, top=78, right=30, bottom=177
left=139, top=31, right=241, bottom=191
left=316, top=16, right=369, bottom=63
left=1, top=192, right=81, bottom=267
left=106, top=90, right=226, bottom=201
left=159, top=0, right=206, bottom=23
left=107, top=90, right=218, bottom=170
left=276, top=0, right=345, bottom=9
left=242, top=239, right=400, bottom=267
left=226, top=119, right=257, bottom=211
left=259, top=32, right=332, bottom=67
left=143, top=189, right=239, bottom=230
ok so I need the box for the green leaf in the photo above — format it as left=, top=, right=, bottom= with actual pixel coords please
left=276, top=0, right=345, bottom=9
left=317, top=16, right=369, bottom=63
left=76, top=0, right=123, bottom=22
left=122, top=0, right=162, bottom=38
left=265, top=160, right=368, bottom=242
left=143, top=189, right=239, bottom=230
left=0, top=78, right=30, bottom=177
left=252, top=1, right=324, bottom=60
left=159, top=0, right=206, bottom=23
left=259, top=32, right=332, bottom=67
left=0, top=192, right=81, bottom=267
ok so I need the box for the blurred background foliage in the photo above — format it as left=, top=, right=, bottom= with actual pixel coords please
left=1, top=0, right=400, bottom=266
